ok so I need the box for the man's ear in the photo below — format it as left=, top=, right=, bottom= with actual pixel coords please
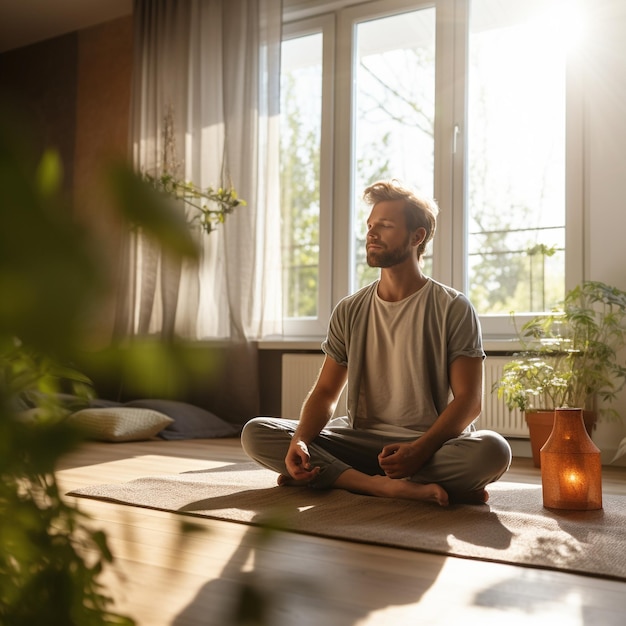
left=412, top=227, right=427, bottom=247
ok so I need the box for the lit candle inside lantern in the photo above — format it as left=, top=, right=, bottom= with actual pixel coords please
left=559, top=465, right=588, bottom=501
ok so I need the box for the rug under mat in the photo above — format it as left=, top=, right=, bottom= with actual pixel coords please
left=68, top=460, right=626, bottom=581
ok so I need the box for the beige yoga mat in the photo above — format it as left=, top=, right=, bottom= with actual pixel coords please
left=68, top=461, right=626, bottom=581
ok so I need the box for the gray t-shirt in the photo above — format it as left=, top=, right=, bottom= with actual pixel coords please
left=321, top=278, right=484, bottom=433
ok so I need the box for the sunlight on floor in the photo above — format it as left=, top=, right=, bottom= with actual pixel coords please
left=409, top=561, right=587, bottom=626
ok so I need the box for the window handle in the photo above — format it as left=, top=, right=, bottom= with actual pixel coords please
left=453, top=124, right=460, bottom=154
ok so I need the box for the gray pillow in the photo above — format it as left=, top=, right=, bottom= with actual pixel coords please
left=124, top=399, right=239, bottom=440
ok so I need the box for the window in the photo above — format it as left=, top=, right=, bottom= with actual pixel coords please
left=280, top=15, right=334, bottom=335
left=280, top=31, right=323, bottom=320
left=280, top=0, right=584, bottom=337
left=352, top=7, right=436, bottom=290
left=467, top=0, right=575, bottom=316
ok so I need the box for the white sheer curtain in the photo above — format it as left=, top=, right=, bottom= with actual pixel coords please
left=119, top=0, right=283, bottom=340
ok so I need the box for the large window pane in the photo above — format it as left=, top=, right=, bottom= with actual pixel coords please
left=467, top=0, right=570, bottom=314
left=352, top=8, right=436, bottom=291
left=280, top=33, right=323, bottom=319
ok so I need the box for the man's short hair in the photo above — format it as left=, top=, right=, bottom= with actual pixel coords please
left=363, top=180, right=439, bottom=259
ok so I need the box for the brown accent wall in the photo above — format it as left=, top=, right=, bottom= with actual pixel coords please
left=74, top=17, right=134, bottom=342
left=0, top=16, right=134, bottom=343
left=0, top=33, right=79, bottom=194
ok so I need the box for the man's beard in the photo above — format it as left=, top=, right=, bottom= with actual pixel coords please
left=366, top=237, right=412, bottom=268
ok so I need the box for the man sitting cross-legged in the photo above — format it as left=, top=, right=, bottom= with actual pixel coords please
left=242, top=180, right=511, bottom=506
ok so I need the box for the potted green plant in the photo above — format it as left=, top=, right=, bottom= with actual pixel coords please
left=494, top=280, right=626, bottom=467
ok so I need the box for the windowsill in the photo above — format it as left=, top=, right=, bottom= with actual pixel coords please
left=258, top=336, right=522, bottom=353
left=482, top=338, right=522, bottom=353
left=257, top=337, right=324, bottom=350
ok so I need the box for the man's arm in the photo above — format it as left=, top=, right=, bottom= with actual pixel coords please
left=378, top=355, right=483, bottom=479
left=285, top=355, right=348, bottom=482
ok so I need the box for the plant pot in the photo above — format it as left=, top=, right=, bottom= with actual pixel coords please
left=525, top=409, right=597, bottom=468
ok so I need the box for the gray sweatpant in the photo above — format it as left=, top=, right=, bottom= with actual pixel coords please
left=241, top=416, right=512, bottom=497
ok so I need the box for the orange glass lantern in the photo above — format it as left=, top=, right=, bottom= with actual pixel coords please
left=540, top=407, right=602, bottom=510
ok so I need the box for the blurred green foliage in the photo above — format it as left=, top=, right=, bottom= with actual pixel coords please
left=0, top=103, right=201, bottom=625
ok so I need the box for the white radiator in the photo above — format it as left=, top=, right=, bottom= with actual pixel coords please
left=281, top=353, right=527, bottom=438
left=281, top=353, right=347, bottom=419
left=480, top=356, right=528, bottom=437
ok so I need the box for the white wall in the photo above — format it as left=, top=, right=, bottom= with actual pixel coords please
left=587, top=0, right=626, bottom=285
left=585, top=0, right=626, bottom=450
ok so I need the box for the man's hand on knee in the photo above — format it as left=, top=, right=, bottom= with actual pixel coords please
left=285, top=439, right=320, bottom=482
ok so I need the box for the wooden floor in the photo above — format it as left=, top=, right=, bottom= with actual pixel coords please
left=57, top=438, right=626, bottom=626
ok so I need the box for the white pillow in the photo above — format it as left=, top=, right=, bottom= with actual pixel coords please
left=67, top=407, right=174, bottom=442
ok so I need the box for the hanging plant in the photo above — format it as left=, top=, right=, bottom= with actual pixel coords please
left=142, top=172, right=244, bottom=235
left=141, top=105, right=246, bottom=235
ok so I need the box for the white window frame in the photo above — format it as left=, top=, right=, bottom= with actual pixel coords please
left=281, top=13, right=335, bottom=337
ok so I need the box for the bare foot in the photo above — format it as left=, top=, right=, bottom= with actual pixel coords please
left=277, top=473, right=311, bottom=487
left=334, top=471, right=449, bottom=506
left=372, top=475, right=449, bottom=506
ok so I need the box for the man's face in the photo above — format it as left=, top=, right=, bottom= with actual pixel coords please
left=365, top=199, right=413, bottom=268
